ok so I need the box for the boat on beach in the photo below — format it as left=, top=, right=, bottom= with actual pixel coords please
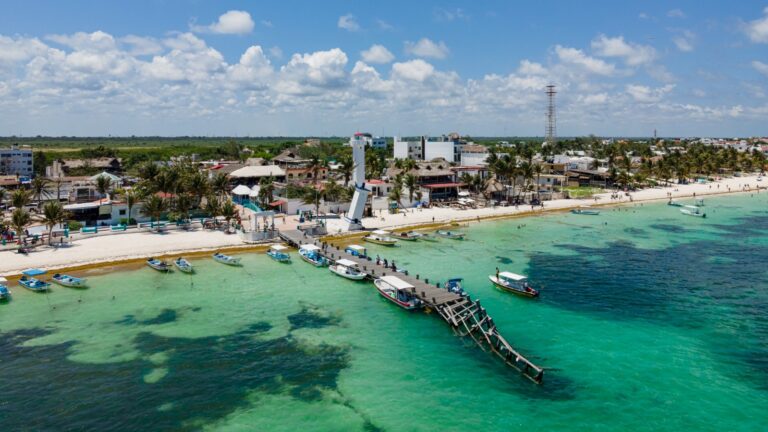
left=364, top=230, right=398, bottom=246
left=213, top=252, right=241, bottom=266
left=435, top=230, right=465, bottom=240
left=52, top=273, right=87, bottom=288
left=267, top=244, right=291, bottom=262
left=329, top=258, right=367, bottom=280
left=571, top=206, right=600, bottom=215
left=147, top=258, right=171, bottom=272
left=299, top=244, right=328, bottom=267
left=174, top=257, right=194, bottom=273
left=19, top=269, right=51, bottom=292
left=680, top=205, right=706, bottom=218
left=345, top=244, right=368, bottom=258
left=0, top=277, right=11, bottom=300
left=373, top=275, right=422, bottom=310
left=489, top=271, right=539, bottom=297
left=396, top=231, right=422, bottom=241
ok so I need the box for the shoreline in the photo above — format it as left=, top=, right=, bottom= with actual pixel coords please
left=1, top=174, right=762, bottom=277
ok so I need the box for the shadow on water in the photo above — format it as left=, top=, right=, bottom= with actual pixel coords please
left=623, top=227, right=648, bottom=237
left=495, top=256, right=514, bottom=264
left=288, top=303, right=342, bottom=331
left=0, top=319, right=355, bottom=431
left=526, top=215, right=768, bottom=389
left=649, top=223, right=687, bottom=233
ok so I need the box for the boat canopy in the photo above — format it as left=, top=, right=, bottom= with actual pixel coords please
left=0, top=276, right=7, bottom=283
left=499, top=271, right=527, bottom=281
left=379, top=275, right=414, bottom=290
left=347, top=244, right=366, bottom=251
left=22, top=268, right=47, bottom=276
left=300, top=244, right=321, bottom=251
left=448, top=277, right=463, bottom=282
left=335, top=258, right=358, bottom=267
left=270, top=244, right=289, bottom=251
left=372, top=230, right=390, bottom=235
left=683, top=205, right=700, bottom=210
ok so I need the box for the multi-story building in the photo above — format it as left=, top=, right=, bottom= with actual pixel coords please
left=349, top=133, right=387, bottom=149
left=393, top=135, right=461, bottom=162
left=0, top=145, right=33, bottom=177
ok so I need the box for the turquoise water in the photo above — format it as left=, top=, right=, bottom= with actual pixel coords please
left=2, top=193, right=768, bottom=431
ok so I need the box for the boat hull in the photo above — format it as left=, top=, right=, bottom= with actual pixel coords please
left=435, top=231, right=465, bottom=240
left=374, top=280, right=420, bottom=310
left=488, top=276, right=538, bottom=298
left=329, top=265, right=367, bottom=280
left=680, top=210, right=706, bottom=218
left=19, top=280, right=51, bottom=292
left=571, top=209, right=600, bottom=215
left=364, top=237, right=397, bottom=246
left=174, top=260, right=194, bottom=273
left=147, top=261, right=170, bottom=272
left=267, top=251, right=291, bottom=262
left=213, top=255, right=241, bottom=266
left=300, top=253, right=327, bottom=267
left=52, top=276, right=87, bottom=288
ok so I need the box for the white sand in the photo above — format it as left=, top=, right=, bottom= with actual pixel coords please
left=2, top=174, right=762, bottom=275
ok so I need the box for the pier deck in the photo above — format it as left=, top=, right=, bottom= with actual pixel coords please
left=279, top=229, right=544, bottom=384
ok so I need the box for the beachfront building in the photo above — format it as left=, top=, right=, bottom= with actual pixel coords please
left=460, top=144, right=490, bottom=166
left=228, top=165, right=286, bottom=187
left=386, top=158, right=460, bottom=201
left=393, top=135, right=461, bottom=162
left=349, top=133, right=387, bottom=149
left=272, top=149, right=329, bottom=183
left=0, top=145, right=33, bottom=177
left=553, top=154, right=597, bottom=171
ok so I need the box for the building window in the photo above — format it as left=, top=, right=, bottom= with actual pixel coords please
left=119, top=209, right=126, bottom=215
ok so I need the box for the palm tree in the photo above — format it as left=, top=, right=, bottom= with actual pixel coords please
left=403, top=174, right=418, bottom=204
left=11, top=189, right=31, bottom=209
left=141, top=194, right=166, bottom=225
left=338, top=155, right=354, bottom=186
left=388, top=184, right=403, bottom=208
left=11, top=207, right=30, bottom=245
left=174, top=193, right=193, bottom=223
left=533, top=163, right=544, bottom=201
left=42, top=201, right=68, bottom=244
left=257, top=176, right=275, bottom=208
left=307, top=155, right=324, bottom=184
left=30, top=176, right=50, bottom=209
left=121, top=188, right=141, bottom=225
left=95, top=175, right=112, bottom=204
left=138, top=162, right=160, bottom=182
left=220, top=199, right=237, bottom=227
left=211, top=173, right=229, bottom=199
left=302, top=187, right=322, bottom=216
left=204, top=195, right=222, bottom=224
left=187, top=171, right=209, bottom=208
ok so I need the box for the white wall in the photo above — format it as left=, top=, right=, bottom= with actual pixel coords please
left=424, top=140, right=455, bottom=162
left=461, top=152, right=489, bottom=166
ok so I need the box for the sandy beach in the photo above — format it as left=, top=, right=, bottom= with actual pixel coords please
left=1, top=174, right=762, bottom=276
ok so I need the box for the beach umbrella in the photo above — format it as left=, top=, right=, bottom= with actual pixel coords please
left=231, top=185, right=252, bottom=196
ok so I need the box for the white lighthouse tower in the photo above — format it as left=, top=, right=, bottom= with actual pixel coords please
left=340, top=133, right=370, bottom=231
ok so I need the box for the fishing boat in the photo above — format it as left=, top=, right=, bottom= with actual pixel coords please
left=445, top=277, right=467, bottom=296
left=51, top=273, right=87, bottom=288
left=373, top=275, right=422, bottom=310
left=680, top=205, right=706, bottom=218
left=571, top=206, right=600, bottom=215
left=212, top=252, right=241, bottom=266
left=0, top=277, right=10, bottom=300
left=299, top=244, right=327, bottom=267
left=174, top=257, right=194, bottom=273
left=329, top=258, right=367, bottom=280
left=489, top=271, right=539, bottom=297
left=19, top=269, right=51, bottom=292
left=345, top=244, right=368, bottom=258
left=267, top=244, right=291, bottom=262
left=396, top=231, right=422, bottom=241
left=147, top=258, right=171, bottom=272
left=667, top=200, right=683, bottom=207
left=419, top=233, right=439, bottom=242
left=364, top=230, right=398, bottom=246
left=435, top=230, right=465, bottom=240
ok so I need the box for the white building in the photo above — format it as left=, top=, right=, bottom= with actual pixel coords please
left=394, top=135, right=461, bottom=162
left=0, top=145, right=33, bottom=177
left=553, top=154, right=596, bottom=171
left=349, top=133, right=387, bottom=149
left=460, top=144, right=490, bottom=166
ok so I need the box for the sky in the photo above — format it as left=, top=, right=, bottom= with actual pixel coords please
left=1, top=0, right=767, bottom=137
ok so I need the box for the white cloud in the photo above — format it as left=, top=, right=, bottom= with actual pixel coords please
left=667, top=9, right=686, bottom=19
left=192, top=10, right=254, bottom=34
left=555, top=45, right=615, bottom=75
left=261, top=20, right=273, bottom=28
left=278, top=48, right=349, bottom=94
left=337, top=14, right=360, bottom=32
left=517, top=60, right=547, bottom=75
left=591, top=35, right=656, bottom=66
left=376, top=19, right=393, bottom=30
left=47, top=31, right=117, bottom=51
left=404, top=38, right=449, bottom=59
left=673, top=37, right=693, bottom=52
left=745, top=7, right=768, bottom=43
left=392, top=59, right=435, bottom=81
left=753, top=60, right=768, bottom=76
left=120, top=35, right=163, bottom=56
left=626, top=84, right=675, bottom=103
left=360, top=44, right=394, bottom=64
left=692, top=89, right=706, bottom=97
left=0, top=35, right=51, bottom=64
left=582, top=93, right=608, bottom=104
left=269, top=46, right=283, bottom=59
left=434, top=8, right=466, bottom=22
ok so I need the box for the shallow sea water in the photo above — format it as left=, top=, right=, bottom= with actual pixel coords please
left=1, top=193, right=767, bottom=431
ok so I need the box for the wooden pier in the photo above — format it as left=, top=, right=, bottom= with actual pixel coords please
left=279, top=229, right=544, bottom=384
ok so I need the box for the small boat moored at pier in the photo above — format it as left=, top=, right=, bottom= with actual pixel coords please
left=147, top=258, right=171, bottom=272
left=489, top=271, right=539, bottom=297
left=695, top=199, right=705, bottom=206
left=345, top=244, right=367, bottom=258
left=680, top=205, right=706, bottom=218
left=213, top=252, right=241, bottom=266
left=396, top=231, right=422, bottom=241
left=0, top=277, right=11, bottom=300
left=364, top=230, right=398, bottom=246
left=299, top=244, right=327, bottom=267
left=435, top=230, right=465, bottom=240
left=19, top=269, right=51, bottom=292
left=373, top=275, right=422, bottom=310
left=571, top=206, right=600, bottom=215
left=329, top=258, right=367, bottom=280
left=267, top=245, right=291, bottom=262
left=52, top=273, right=87, bottom=288
left=445, top=277, right=467, bottom=296
left=174, top=257, right=194, bottom=273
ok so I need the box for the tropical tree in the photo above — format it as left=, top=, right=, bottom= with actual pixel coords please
left=187, top=171, right=209, bottom=208
left=11, top=207, right=30, bottom=244
left=42, top=201, right=68, bottom=244
left=220, top=199, right=237, bottom=227
left=11, top=189, right=31, bottom=209
left=211, top=173, right=229, bottom=199
left=533, top=163, right=544, bottom=201
left=141, top=194, right=166, bottom=225
left=204, top=195, right=222, bottom=224
left=173, top=193, right=193, bottom=223
left=138, top=161, right=160, bottom=182
left=403, top=173, right=418, bottom=204
left=30, top=176, right=50, bottom=208
left=95, top=175, right=112, bottom=204
left=338, top=154, right=354, bottom=185
left=307, top=155, right=325, bottom=184
left=302, top=187, right=322, bottom=216
left=257, top=176, right=275, bottom=209
left=121, top=188, right=141, bottom=225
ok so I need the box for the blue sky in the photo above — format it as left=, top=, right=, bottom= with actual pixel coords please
left=1, top=1, right=767, bottom=137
